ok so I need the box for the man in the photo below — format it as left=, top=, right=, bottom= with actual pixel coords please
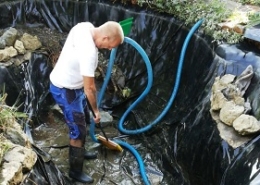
left=49, top=21, right=124, bottom=183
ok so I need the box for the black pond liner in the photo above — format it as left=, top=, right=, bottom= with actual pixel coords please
left=1, top=0, right=260, bottom=185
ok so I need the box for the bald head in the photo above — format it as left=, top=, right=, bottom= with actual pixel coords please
left=98, top=21, right=124, bottom=44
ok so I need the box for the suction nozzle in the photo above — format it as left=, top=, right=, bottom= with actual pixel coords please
left=96, top=135, right=123, bottom=152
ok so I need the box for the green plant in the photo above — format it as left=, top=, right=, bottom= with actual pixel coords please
left=247, top=12, right=260, bottom=27
left=0, top=93, right=27, bottom=133
left=238, top=0, right=260, bottom=5
left=0, top=134, right=11, bottom=165
left=136, top=0, right=244, bottom=43
left=0, top=92, right=27, bottom=164
left=213, top=29, right=243, bottom=44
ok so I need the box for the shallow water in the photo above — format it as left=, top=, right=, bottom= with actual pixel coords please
left=32, top=109, right=164, bottom=185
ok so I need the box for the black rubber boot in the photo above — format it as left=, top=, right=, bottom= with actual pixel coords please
left=84, top=150, right=98, bottom=159
left=69, top=145, right=94, bottom=183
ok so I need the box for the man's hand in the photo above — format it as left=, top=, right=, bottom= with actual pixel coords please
left=93, top=111, right=101, bottom=124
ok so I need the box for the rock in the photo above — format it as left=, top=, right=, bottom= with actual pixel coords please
left=89, top=110, right=113, bottom=123
left=0, top=117, right=37, bottom=185
left=222, top=84, right=242, bottom=100
left=217, top=121, right=252, bottom=148
left=3, top=121, right=31, bottom=147
left=0, top=46, right=18, bottom=62
left=220, top=74, right=236, bottom=85
left=0, top=38, right=5, bottom=49
left=210, top=65, right=257, bottom=147
left=219, top=101, right=244, bottom=126
left=1, top=160, right=23, bottom=185
left=210, top=74, right=236, bottom=111
left=210, top=90, right=227, bottom=111
left=1, top=143, right=37, bottom=185
left=3, top=145, right=37, bottom=171
left=12, top=52, right=32, bottom=66
left=14, top=40, right=26, bottom=54
left=7, top=46, right=18, bottom=57
left=1, top=27, right=18, bottom=46
left=233, top=114, right=260, bottom=135
left=233, top=96, right=245, bottom=107
left=20, top=33, right=42, bottom=50
left=100, top=111, right=113, bottom=123
left=0, top=49, right=9, bottom=62
left=23, top=52, right=32, bottom=61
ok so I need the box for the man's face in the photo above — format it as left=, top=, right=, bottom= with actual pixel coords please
left=96, top=36, right=121, bottom=50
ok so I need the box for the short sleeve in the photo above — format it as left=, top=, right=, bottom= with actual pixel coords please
left=73, top=24, right=98, bottom=77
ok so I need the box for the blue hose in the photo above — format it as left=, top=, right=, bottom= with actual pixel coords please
left=115, top=140, right=150, bottom=185
left=90, top=19, right=203, bottom=185
left=90, top=47, right=119, bottom=143
left=119, top=19, right=203, bottom=134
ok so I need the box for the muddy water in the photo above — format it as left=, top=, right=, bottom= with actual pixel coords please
left=32, top=108, right=163, bottom=185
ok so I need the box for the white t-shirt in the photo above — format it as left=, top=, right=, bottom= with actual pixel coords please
left=50, top=22, right=98, bottom=89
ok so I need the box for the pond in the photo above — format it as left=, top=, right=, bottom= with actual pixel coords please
left=1, top=0, right=260, bottom=185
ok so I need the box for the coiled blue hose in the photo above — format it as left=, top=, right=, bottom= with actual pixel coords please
left=90, top=19, right=203, bottom=185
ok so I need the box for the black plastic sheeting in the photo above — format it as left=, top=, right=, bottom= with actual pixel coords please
left=1, top=0, right=260, bottom=185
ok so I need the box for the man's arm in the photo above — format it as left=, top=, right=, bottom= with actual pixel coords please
left=83, top=76, right=100, bottom=123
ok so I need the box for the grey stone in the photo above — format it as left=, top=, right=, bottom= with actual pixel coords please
left=1, top=27, right=18, bottom=46
left=0, top=38, right=6, bottom=49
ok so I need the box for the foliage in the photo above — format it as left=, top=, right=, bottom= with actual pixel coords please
left=113, top=0, right=245, bottom=43
left=237, top=0, right=260, bottom=5
left=136, top=0, right=244, bottom=43
left=0, top=93, right=27, bottom=133
left=0, top=93, right=27, bottom=164
left=247, top=12, right=260, bottom=27
left=0, top=134, right=11, bottom=165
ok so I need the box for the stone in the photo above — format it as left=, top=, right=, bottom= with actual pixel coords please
left=217, top=121, right=252, bottom=148
left=0, top=120, right=37, bottom=185
left=0, top=161, right=23, bottom=185
left=1, top=27, right=18, bottom=46
left=219, top=74, right=236, bottom=85
left=14, top=40, right=26, bottom=54
left=210, top=65, right=257, bottom=147
left=0, top=38, right=5, bottom=49
left=210, top=90, right=227, bottom=111
left=0, top=50, right=9, bottom=62
left=20, top=33, right=42, bottom=50
left=219, top=101, right=244, bottom=126
left=0, top=46, right=18, bottom=62
left=233, top=114, right=260, bottom=135
left=3, top=145, right=37, bottom=171
left=222, top=84, right=241, bottom=100
left=100, top=111, right=113, bottom=123
left=4, top=121, right=31, bottom=147
left=23, top=52, right=32, bottom=61
left=7, top=46, right=18, bottom=57
left=210, top=75, right=236, bottom=111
